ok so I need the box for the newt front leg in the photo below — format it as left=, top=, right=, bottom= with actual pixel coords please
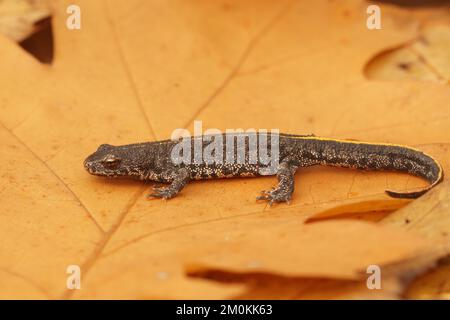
left=257, top=159, right=299, bottom=205
left=147, top=167, right=190, bottom=199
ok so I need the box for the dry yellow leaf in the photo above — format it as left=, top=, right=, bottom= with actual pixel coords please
left=188, top=269, right=404, bottom=300
left=381, top=144, right=450, bottom=248
left=405, top=256, right=450, bottom=299
left=305, top=143, right=450, bottom=223
left=365, top=24, right=450, bottom=83
left=0, top=0, right=449, bottom=299
left=0, top=0, right=49, bottom=42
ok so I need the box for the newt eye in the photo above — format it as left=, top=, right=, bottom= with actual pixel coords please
left=102, top=155, right=121, bottom=169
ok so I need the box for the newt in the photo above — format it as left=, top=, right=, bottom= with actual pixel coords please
left=84, top=133, right=443, bottom=204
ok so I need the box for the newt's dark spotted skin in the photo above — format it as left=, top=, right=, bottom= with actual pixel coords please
left=84, top=133, right=443, bottom=204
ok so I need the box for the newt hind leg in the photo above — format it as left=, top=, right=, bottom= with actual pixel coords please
left=257, top=160, right=298, bottom=205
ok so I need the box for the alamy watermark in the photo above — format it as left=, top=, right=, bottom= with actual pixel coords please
left=366, top=264, right=382, bottom=290
left=66, top=264, right=81, bottom=290
left=66, top=4, right=81, bottom=30
left=366, top=5, right=381, bottom=30
left=170, top=121, right=280, bottom=175
left=65, top=4, right=381, bottom=31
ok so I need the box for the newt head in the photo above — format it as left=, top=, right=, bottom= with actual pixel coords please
left=84, top=143, right=152, bottom=179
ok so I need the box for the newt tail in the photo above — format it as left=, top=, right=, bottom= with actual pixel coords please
left=284, top=135, right=443, bottom=199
